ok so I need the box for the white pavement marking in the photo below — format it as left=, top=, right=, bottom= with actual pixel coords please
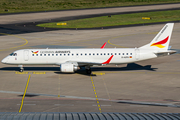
left=54, top=104, right=74, bottom=106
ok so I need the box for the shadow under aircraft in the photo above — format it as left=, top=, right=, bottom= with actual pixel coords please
left=92, top=63, right=157, bottom=71
left=0, top=63, right=157, bottom=76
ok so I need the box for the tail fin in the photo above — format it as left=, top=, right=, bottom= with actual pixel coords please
left=139, top=23, right=174, bottom=50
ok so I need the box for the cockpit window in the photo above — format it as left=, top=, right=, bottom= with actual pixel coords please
left=9, top=53, right=14, bottom=56
left=9, top=53, right=17, bottom=56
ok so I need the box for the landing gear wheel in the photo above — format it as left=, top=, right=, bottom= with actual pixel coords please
left=19, top=69, right=23, bottom=72
left=86, top=69, right=92, bottom=75
left=18, top=65, right=24, bottom=72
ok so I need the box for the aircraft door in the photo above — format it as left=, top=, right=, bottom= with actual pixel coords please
left=24, top=50, right=29, bottom=61
left=135, top=48, right=140, bottom=60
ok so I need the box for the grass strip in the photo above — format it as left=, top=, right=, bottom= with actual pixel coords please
left=0, top=0, right=180, bottom=14
left=37, top=10, right=180, bottom=28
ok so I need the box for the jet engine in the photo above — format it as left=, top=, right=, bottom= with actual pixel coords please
left=60, top=63, right=78, bottom=73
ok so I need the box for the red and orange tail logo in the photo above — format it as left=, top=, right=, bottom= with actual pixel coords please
left=151, top=36, right=169, bottom=48
left=31, top=51, right=39, bottom=54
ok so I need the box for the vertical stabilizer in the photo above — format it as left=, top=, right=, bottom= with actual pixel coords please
left=139, top=23, right=174, bottom=50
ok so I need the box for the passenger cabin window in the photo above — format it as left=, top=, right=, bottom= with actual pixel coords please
left=127, top=53, right=128, bottom=55
left=111, top=53, right=113, bottom=55
left=130, top=53, right=132, bottom=55
left=115, top=53, right=117, bottom=55
left=32, top=54, right=34, bottom=56
left=93, top=53, right=95, bottom=55
left=56, top=54, right=58, bottom=56
left=108, top=53, right=109, bottom=55
left=48, top=54, right=50, bottom=56
left=52, top=54, right=54, bottom=56
left=104, top=53, right=106, bottom=55
left=44, top=54, right=46, bottom=56
left=36, top=54, right=38, bottom=56
left=119, top=53, right=121, bottom=55
left=72, top=54, right=74, bottom=56
left=81, top=53, right=83, bottom=56
left=40, top=54, right=42, bottom=56
left=89, top=53, right=91, bottom=55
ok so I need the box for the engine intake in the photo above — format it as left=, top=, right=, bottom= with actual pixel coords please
left=60, top=63, right=78, bottom=73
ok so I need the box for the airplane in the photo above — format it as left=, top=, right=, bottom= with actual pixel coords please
left=1, top=23, right=176, bottom=74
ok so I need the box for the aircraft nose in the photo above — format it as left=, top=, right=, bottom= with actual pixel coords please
left=1, top=57, right=7, bottom=64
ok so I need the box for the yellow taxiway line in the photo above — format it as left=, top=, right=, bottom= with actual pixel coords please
left=15, top=72, right=29, bottom=74
left=19, top=74, right=31, bottom=112
left=0, top=33, right=28, bottom=52
left=2, top=71, right=180, bottom=75
left=108, top=36, right=127, bottom=48
left=33, top=72, right=46, bottom=74
left=3, top=71, right=46, bottom=74
left=90, top=76, right=102, bottom=113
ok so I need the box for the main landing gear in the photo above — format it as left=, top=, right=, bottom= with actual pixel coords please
left=18, top=65, right=24, bottom=72
left=85, top=66, right=92, bottom=75
left=86, top=68, right=92, bottom=75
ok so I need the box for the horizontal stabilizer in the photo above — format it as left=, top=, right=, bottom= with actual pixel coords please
left=154, top=50, right=176, bottom=57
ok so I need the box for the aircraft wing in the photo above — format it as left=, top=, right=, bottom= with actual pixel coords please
left=77, top=61, right=102, bottom=66
left=78, top=55, right=114, bottom=66
left=55, top=61, right=101, bottom=66
left=56, top=55, right=114, bottom=66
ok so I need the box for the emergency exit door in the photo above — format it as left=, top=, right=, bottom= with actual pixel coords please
left=24, top=50, right=29, bottom=61
left=135, top=48, right=140, bottom=60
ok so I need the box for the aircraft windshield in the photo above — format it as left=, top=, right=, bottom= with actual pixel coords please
left=9, top=53, right=17, bottom=56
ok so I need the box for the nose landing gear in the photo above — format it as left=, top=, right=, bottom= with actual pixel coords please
left=18, top=65, right=24, bottom=72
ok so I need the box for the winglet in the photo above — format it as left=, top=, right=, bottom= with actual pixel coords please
left=102, top=55, right=114, bottom=64
left=101, top=42, right=107, bottom=49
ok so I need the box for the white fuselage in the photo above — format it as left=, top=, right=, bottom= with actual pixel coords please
left=1, top=48, right=157, bottom=66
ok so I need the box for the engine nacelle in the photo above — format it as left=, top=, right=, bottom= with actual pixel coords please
left=60, top=63, right=78, bottom=73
